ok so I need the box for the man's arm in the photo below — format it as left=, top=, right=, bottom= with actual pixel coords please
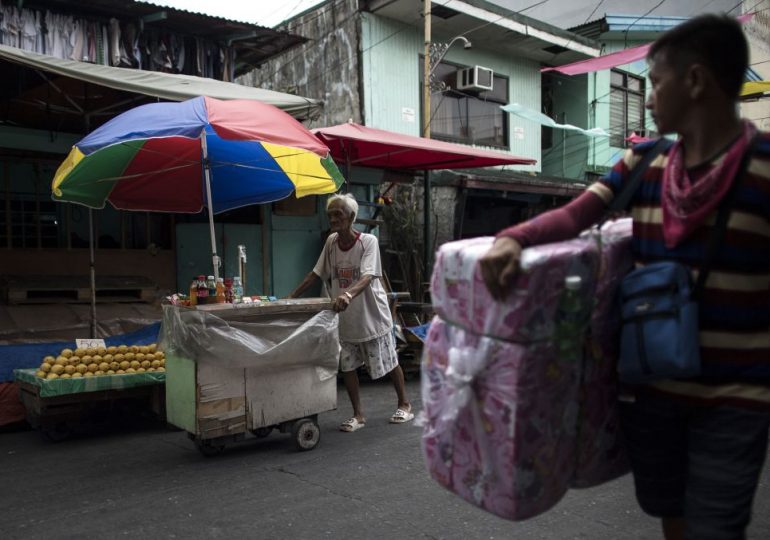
left=479, top=189, right=606, bottom=300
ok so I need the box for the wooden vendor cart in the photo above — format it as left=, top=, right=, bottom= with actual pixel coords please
left=163, top=298, right=339, bottom=456
left=14, top=369, right=165, bottom=442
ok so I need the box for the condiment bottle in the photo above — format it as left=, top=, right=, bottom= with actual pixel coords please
left=215, top=278, right=226, bottom=303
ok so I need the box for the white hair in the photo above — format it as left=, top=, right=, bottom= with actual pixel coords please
left=326, top=193, right=358, bottom=221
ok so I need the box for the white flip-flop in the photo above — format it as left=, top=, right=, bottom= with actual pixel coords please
left=340, top=417, right=365, bottom=432
left=389, top=408, right=415, bottom=424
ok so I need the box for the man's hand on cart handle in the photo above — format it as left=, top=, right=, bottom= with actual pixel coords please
left=334, top=291, right=352, bottom=312
left=333, top=275, right=375, bottom=312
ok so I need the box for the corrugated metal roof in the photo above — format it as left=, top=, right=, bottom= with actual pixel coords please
left=135, top=1, right=261, bottom=26
left=570, top=13, right=688, bottom=38
left=604, top=14, right=687, bottom=33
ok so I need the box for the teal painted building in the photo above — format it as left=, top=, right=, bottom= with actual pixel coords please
left=241, top=0, right=602, bottom=293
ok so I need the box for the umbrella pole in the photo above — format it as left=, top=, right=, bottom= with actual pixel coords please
left=88, top=208, right=97, bottom=338
left=201, top=131, right=220, bottom=281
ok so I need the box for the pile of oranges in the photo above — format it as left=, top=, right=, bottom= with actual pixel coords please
left=36, top=344, right=165, bottom=380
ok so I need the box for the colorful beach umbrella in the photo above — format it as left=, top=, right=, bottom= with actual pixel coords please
left=52, top=95, right=344, bottom=279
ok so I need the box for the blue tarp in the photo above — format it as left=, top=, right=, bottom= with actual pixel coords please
left=0, top=323, right=160, bottom=382
left=406, top=323, right=431, bottom=343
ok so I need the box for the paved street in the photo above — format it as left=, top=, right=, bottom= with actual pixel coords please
left=2, top=378, right=770, bottom=540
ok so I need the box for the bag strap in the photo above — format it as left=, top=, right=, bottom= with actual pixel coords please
left=608, top=138, right=670, bottom=213
left=693, top=136, right=758, bottom=299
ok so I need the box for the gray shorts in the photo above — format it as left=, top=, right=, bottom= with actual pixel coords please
left=620, top=391, right=770, bottom=539
left=339, top=331, right=398, bottom=380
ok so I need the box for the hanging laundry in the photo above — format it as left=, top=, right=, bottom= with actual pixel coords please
left=0, top=2, right=237, bottom=81
left=69, top=19, right=84, bottom=62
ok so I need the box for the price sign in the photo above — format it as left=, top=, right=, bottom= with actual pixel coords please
left=75, top=338, right=107, bottom=349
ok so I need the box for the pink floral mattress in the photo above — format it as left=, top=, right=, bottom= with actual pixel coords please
left=422, top=220, right=634, bottom=518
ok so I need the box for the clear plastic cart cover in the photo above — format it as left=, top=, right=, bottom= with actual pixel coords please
left=159, top=305, right=340, bottom=380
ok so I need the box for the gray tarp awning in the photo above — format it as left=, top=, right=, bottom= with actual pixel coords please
left=0, top=44, right=319, bottom=118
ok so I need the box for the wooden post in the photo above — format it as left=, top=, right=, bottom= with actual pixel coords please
left=34, top=163, right=41, bottom=249
left=422, top=1, right=432, bottom=299
left=423, top=169, right=431, bottom=299
left=88, top=208, right=97, bottom=338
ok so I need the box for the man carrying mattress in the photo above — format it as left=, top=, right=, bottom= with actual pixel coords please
left=480, top=14, right=770, bottom=540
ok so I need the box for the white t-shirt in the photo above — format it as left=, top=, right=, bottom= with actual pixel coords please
left=313, top=232, right=393, bottom=342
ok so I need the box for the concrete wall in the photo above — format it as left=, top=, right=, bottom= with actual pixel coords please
left=236, top=0, right=362, bottom=129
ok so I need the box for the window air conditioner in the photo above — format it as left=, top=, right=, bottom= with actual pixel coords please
left=456, top=66, right=494, bottom=92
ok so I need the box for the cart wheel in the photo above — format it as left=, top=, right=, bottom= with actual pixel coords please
left=195, top=440, right=225, bottom=457
left=251, top=427, right=273, bottom=438
left=292, top=418, right=320, bottom=451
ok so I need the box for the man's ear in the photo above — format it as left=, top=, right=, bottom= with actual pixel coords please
left=686, top=63, right=709, bottom=100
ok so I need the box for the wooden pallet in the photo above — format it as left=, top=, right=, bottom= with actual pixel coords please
left=1, top=275, right=158, bottom=304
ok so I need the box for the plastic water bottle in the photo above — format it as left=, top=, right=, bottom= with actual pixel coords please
left=232, top=277, right=244, bottom=304
left=555, top=275, right=585, bottom=360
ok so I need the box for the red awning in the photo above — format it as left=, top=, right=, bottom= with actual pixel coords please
left=312, top=123, right=536, bottom=170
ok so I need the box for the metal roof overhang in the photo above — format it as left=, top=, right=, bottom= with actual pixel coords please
left=313, top=123, right=536, bottom=170
left=364, top=0, right=601, bottom=65
left=0, top=44, right=320, bottom=122
left=19, top=0, right=309, bottom=75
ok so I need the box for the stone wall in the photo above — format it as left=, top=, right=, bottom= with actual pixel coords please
left=236, top=0, right=362, bottom=129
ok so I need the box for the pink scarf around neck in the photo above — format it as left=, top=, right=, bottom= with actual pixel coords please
left=661, top=122, right=755, bottom=248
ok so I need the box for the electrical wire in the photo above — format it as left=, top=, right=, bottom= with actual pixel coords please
left=277, top=0, right=311, bottom=26
left=583, top=0, right=607, bottom=24
left=730, top=0, right=768, bottom=14
left=622, top=0, right=668, bottom=48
